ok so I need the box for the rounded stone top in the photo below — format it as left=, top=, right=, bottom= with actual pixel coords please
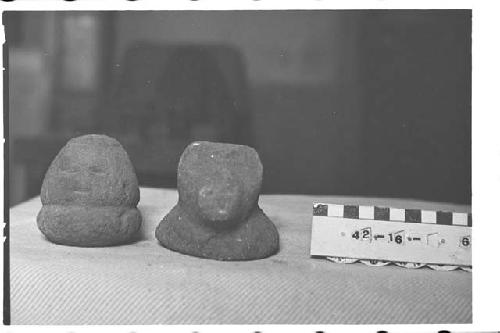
left=40, top=134, right=140, bottom=207
left=66, top=134, right=123, bottom=147
left=177, top=141, right=264, bottom=225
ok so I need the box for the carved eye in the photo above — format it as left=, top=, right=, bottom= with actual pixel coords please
left=89, top=165, right=105, bottom=174
left=59, top=156, right=80, bottom=173
left=60, top=162, right=80, bottom=173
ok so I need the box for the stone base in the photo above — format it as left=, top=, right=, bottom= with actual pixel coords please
left=37, top=205, right=141, bottom=247
left=155, top=204, right=279, bottom=261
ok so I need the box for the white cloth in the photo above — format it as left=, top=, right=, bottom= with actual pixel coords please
left=10, top=188, right=471, bottom=324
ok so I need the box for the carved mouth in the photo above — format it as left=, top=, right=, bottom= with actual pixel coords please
left=71, top=188, right=90, bottom=194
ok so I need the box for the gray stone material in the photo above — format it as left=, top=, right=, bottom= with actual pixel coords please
left=37, top=134, right=142, bottom=246
left=156, top=141, right=279, bottom=260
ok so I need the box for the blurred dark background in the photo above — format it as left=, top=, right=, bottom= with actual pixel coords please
left=5, top=10, right=471, bottom=206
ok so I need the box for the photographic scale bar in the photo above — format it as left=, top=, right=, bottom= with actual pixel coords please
left=310, top=203, right=472, bottom=271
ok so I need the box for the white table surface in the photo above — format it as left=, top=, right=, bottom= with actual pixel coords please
left=10, top=187, right=472, bottom=324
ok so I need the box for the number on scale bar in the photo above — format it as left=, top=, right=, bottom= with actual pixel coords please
left=352, top=229, right=406, bottom=244
left=351, top=228, right=372, bottom=241
left=349, top=228, right=471, bottom=249
left=388, top=232, right=405, bottom=244
left=460, top=235, right=471, bottom=248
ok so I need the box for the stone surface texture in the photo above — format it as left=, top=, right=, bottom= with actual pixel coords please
left=156, top=141, right=279, bottom=260
left=37, top=134, right=142, bottom=246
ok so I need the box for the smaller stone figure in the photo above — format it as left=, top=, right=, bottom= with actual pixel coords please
left=155, top=141, right=279, bottom=260
left=37, top=134, right=142, bottom=247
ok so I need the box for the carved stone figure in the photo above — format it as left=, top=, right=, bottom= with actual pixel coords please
left=156, top=141, right=279, bottom=260
left=37, top=134, right=142, bottom=247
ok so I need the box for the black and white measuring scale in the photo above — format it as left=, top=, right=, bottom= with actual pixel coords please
left=310, top=203, right=471, bottom=271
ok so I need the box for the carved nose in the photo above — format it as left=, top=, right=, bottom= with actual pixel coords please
left=197, top=180, right=242, bottom=223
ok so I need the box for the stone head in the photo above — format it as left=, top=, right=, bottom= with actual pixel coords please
left=177, top=141, right=263, bottom=227
left=41, top=134, right=139, bottom=207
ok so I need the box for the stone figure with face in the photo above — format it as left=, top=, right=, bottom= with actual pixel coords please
left=37, top=134, right=142, bottom=246
left=155, top=141, right=279, bottom=260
